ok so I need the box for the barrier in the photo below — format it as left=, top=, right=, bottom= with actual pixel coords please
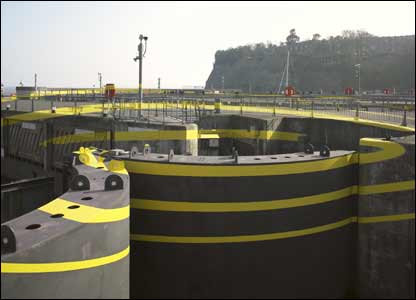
left=1, top=148, right=130, bottom=299
left=357, top=137, right=415, bottom=298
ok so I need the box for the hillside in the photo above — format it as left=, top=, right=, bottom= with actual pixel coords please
left=205, top=32, right=415, bottom=93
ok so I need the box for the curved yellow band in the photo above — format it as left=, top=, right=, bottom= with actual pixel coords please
left=40, top=129, right=302, bottom=146
left=2, top=102, right=414, bottom=134
left=132, top=180, right=415, bottom=213
left=131, top=213, right=414, bottom=244
left=131, top=218, right=354, bottom=244
left=357, top=213, right=415, bottom=224
left=359, top=180, right=415, bottom=195
left=38, top=198, right=129, bottom=223
left=124, top=153, right=358, bottom=177
left=132, top=186, right=358, bottom=212
left=359, top=138, right=406, bottom=164
left=1, top=246, right=129, bottom=274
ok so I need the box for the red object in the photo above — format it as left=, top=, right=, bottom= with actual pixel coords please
left=105, top=84, right=116, bottom=98
left=285, top=86, right=295, bottom=96
left=344, top=87, right=353, bottom=95
left=383, top=88, right=390, bottom=95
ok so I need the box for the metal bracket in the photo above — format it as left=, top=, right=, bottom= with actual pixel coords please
left=105, top=174, right=123, bottom=191
left=70, top=175, right=90, bottom=191
left=168, top=149, right=174, bottom=162
left=130, top=146, right=139, bottom=158
left=320, top=145, right=331, bottom=157
left=1, top=225, right=16, bottom=255
left=304, top=143, right=314, bottom=154
left=234, top=150, right=239, bottom=164
left=143, top=144, right=151, bottom=155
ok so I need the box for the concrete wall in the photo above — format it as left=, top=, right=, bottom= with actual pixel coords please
left=1, top=177, right=54, bottom=223
left=127, top=152, right=358, bottom=298
left=2, top=111, right=414, bottom=299
left=113, top=120, right=198, bottom=156
left=1, top=115, right=198, bottom=162
left=198, top=115, right=414, bottom=156
left=198, top=115, right=295, bottom=155
left=358, top=136, right=415, bottom=299
left=1, top=160, right=130, bottom=299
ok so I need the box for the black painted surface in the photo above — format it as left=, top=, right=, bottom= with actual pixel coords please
left=129, top=164, right=358, bottom=202
left=130, top=195, right=356, bottom=236
left=130, top=225, right=356, bottom=299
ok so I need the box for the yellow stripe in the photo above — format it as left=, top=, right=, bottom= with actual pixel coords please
left=130, top=213, right=414, bottom=244
left=40, top=129, right=301, bottom=146
left=40, top=131, right=111, bottom=147
left=1, top=246, right=129, bottom=273
left=115, top=130, right=198, bottom=141
left=359, top=180, right=415, bottom=195
left=130, top=218, right=354, bottom=244
left=218, top=104, right=414, bottom=133
left=359, top=138, right=406, bottom=164
left=1, top=96, right=17, bottom=102
left=2, top=102, right=414, bottom=134
left=131, top=186, right=358, bottom=212
left=124, top=153, right=358, bottom=177
left=357, top=213, right=415, bottom=224
left=198, top=129, right=303, bottom=142
left=38, top=198, right=129, bottom=223
left=131, top=180, right=413, bottom=213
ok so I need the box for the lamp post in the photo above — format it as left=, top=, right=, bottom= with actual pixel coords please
left=134, top=34, right=148, bottom=118
left=98, top=73, right=102, bottom=94
left=354, top=64, right=361, bottom=95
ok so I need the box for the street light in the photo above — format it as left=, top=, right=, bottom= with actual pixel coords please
left=354, top=64, right=361, bottom=95
left=98, top=73, right=102, bottom=93
left=133, top=34, right=148, bottom=116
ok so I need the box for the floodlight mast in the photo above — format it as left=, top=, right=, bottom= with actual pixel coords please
left=134, top=34, right=148, bottom=118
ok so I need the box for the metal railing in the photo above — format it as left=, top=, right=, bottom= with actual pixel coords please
left=2, top=94, right=415, bottom=128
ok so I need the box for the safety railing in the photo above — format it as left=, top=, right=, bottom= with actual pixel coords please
left=2, top=94, right=415, bottom=128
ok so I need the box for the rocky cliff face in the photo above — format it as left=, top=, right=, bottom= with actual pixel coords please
left=205, top=35, right=415, bottom=93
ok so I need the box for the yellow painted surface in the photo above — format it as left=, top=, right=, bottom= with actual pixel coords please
left=1, top=246, right=129, bottom=273
left=359, top=138, right=406, bottom=164
left=131, top=186, right=358, bottom=212
left=130, top=213, right=414, bottom=244
left=131, top=218, right=354, bottom=244
left=131, top=179, right=415, bottom=213
left=2, top=101, right=414, bottom=133
left=359, top=180, right=415, bottom=195
left=130, top=213, right=415, bottom=244
left=38, top=198, right=129, bottom=223
left=124, top=153, right=358, bottom=177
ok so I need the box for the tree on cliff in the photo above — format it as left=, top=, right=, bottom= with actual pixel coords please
left=205, top=32, right=415, bottom=93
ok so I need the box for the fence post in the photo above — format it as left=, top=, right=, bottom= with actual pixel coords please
left=311, top=99, right=314, bottom=118
left=355, top=102, right=359, bottom=120
left=273, top=98, right=276, bottom=116
left=240, top=98, right=243, bottom=116
left=401, top=101, right=407, bottom=127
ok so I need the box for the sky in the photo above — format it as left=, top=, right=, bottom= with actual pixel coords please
left=1, top=1, right=415, bottom=89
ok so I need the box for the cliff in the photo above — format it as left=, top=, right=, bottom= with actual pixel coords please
left=205, top=34, right=415, bottom=93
